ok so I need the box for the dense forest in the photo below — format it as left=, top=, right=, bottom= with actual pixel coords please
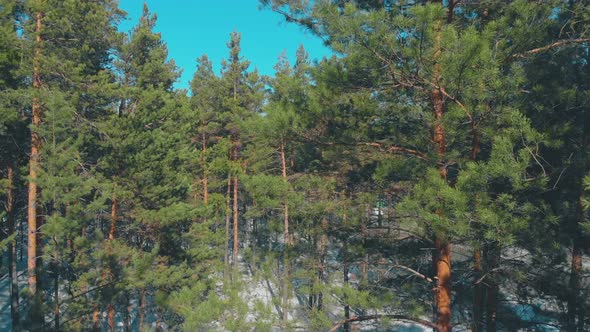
left=0, top=0, right=589, bottom=331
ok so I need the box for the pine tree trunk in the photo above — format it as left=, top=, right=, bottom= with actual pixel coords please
left=28, top=5, right=43, bottom=302
left=28, top=8, right=44, bottom=328
left=567, top=182, right=585, bottom=331
left=280, top=138, right=291, bottom=327
left=343, top=245, right=351, bottom=332
left=124, top=293, right=131, bottom=332
left=6, top=165, right=20, bottom=331
left=430, top=3, right=452, bottom=330
left=109, top=191, right=117, bottom=240
left=317, top=218, right=329, bottom=311
left=472, top=248, right=483, bottom=332
left=93, top=306, right=100, bottom=330
left=435, top=239, right=452, bottom=332
left=156, top=306, right=163, bottom=332
left=202, top=118, right=208, bottom=205
left=280, top=139, right=290, bottom=245
left=139, top=289, right=146, bottom=331
left=232, top=174, right=239, bottom=267
left=225, top=175, right=231, bottom=271
left=108, top=303, right=115, bottom=332
left=484, top=242, right=499, bottom=332
left=53, top=246, right=60, bottom=331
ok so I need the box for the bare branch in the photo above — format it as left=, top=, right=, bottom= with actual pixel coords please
left=512, top=38, right=590, bottom=58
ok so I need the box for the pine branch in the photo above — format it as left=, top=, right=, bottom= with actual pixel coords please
left=512, top=38, right=590, bottom=58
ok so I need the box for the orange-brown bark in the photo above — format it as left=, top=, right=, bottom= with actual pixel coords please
left=108, top=191, right=117, bottom=240
left=107, top=303, right=115, bottom=332
left=435, top=239, right=452, bottom=332
left=28, top=8, right=43, bottom=301
left=430, top=5, right=451, bottom=330
left=93, top=306, right=100, bottom=330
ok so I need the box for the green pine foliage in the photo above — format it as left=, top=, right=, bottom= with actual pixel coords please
left=0, top=0, right=589, bottom=331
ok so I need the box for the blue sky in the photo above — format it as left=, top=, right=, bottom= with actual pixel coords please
left=117, top=0, right=332, bottom=90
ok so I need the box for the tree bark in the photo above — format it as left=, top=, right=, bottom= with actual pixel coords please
left=280, top=138, right=291, bottom=327
left=343, top=245, right=351, bottom=332
left=232, top=174, right=239, bottom=267
left=28, top=5, right=43, bottom=302
left=108, top=191, right=117, bottom=240
left=225, top=175, right=231, bottom=271
left=108, top=303, right=115, bottom=332
left=435, top=239, right=452, bottom=332
left=280, top=139, right=291, bottom=245
left=202, top=117, right=208, bottom=205
left=484, top=242, right=499, bottom=332
left=139, top=289, right=146, bottom=331
left=6, top=165, right=20, bottom=331
left=28, top=8, right=44, bottom=329
left=430, top=3, right=452, bottom=330
left=567, top=182, right=585, bottom=331
left=53, top=244, right=60, bottom=331
left=472, top=248, right=483, bottom=332
left=93, top=306, right=100, bottom=330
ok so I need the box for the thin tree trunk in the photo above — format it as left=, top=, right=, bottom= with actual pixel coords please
left=109, top=191, right=117, bottom=240
left=471, top=127, right=483, bottom=332
left=567, top=182, right=585, bottom=331
left=317, top=218, right=329, bottom=311
left=108, top=303, right=115, bottom=332
left=156, top=306, right=163, bottom=332
left=225, top=175, right=231, bottom=270
left=108, top=190, right=117, bottom=331
left=202, top=118, right=208, bottom=205
left=280, top=138, right=291, bottom=327
left=124, top=293, right=131, bottom=332
left=485, top=242, right=499, bottom=332
left=93, top=306, right=100, bottom=330
left=232, top=174, right=239, bottom=267
left=7, top=165, right=20, bottom=331
left=53, top=243, right=60, bottom=331
left=139, top=289, right=146, bottom=331
left=343, top=245, right=351, bottom=332
left=472, top=248, right=483, bottom=332
left=280, top=139, right=290, bottom=245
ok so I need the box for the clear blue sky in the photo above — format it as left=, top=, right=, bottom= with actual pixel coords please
left=117, top=0, right=332, bottom=90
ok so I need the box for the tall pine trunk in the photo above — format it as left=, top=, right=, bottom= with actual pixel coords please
left=430, top=2, right=452, bottom=330
left=53, top=244, right=60, bottom=331
left=108, top=303, right=115, bottom=332
left=280, top=138, right=291, bottom=327
left=109, top=191, right=117, bottom=240
left=232, top=174, right=239, bottom=267
left=484, top=242, right=499, bottom=332
left=567, top=181, right=585, bottom=331
left=139, top=289, right=146, bottom=331
left=225, top=175, right=231, bottom=271
left=201, top=117, right=208, bottom=205
left=28, top=7, right=44, bottom=328
left=471, top=126, right=483, bottom=332
left=7, top=165, right=20, bottom=331
left=472, top=248, right=483, bottom=332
